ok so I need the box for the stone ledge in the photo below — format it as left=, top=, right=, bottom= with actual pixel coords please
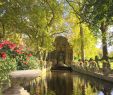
left=9, top=70, right=41, bottom=78
left=71, top=65, right=113, bottom=83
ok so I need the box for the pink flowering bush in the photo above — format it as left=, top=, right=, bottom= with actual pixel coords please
left=0, top=41, right=17, bottom=80
left=0, top=40, right=40, bottom=80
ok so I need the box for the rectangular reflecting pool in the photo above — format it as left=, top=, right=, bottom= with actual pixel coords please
left=25, top=71, right=113, bottom=95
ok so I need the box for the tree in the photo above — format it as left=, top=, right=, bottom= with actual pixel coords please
left=65, top=0, right=86, bottom=61
left=77, top=0, right=113, bottom=60
left=0, top=0, right=64, bottom=60
left=65, top=10, right=99, bottom=59
left=65, top=0, right=113, bottom=61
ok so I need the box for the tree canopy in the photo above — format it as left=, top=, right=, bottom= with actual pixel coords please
left=0, top=0, right=113, bottom=60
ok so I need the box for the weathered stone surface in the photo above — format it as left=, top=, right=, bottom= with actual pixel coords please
left=71, top=65, right=113, bottom=83
left=9, top=70, right=41, bottom=78
left=3, top=70, right=41, bottom=95
left=47, top=36, right=73, bottom=65
left=3, top=86, right=30, bottom=95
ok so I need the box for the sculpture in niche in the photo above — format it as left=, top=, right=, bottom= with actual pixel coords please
left=57, top=51, right=65, bottom=64
left=47, top=36, right=73, bottom=65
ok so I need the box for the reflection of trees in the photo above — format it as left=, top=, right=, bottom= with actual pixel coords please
left=24, top=76, right=48, bottom=95
left=36, top=77, right=48, bottom=95
left=47, top=90, right=56, bottom=95
left=73, top=76, right=96, bottom=95
left=73, top=73, right=113, bottom=95
left=47, top=71, right=73, bottom=95
left=73, top=77, right=84, bottom=95
left=85, top=83, right=96, bottom=95
left=24, top=71, right=113, bottom=95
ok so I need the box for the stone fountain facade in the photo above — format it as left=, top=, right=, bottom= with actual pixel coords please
left=47, top=36, right=73, bottom=66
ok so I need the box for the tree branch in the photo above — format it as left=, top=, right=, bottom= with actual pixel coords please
left=65, top=0, right=80, bottom=20
left=44, top=0, right=55, bottom=27
left=51, top=31, right=68, bottom=36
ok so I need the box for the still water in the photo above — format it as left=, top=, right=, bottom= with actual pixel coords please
left=26, top=71, right=113, bottom=95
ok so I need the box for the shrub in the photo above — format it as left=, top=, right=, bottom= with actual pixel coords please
left=0, top=40, right=43, bottom=81
left=0, top=40, right=41, bottom=71
left=0, top=40, right=42, bottom=82
left=0, top=56, right=16, bottom=81
left=27, top=56, right=41, bottom=69
left=0, top=41, right=17, bottom=80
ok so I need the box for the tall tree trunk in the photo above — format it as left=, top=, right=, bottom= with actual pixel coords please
left=80, top=24, right=85, bottom=62
left=0, top=23, right=5, bottom=40
left=43, top=51, right=48, bottom=61
left=100, top=22, right=108, bottom=61
left=2, top=23, right=5, bottom=38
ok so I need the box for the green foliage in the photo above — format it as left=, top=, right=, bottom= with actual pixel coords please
left=0, top=40, right=42, bottom=72
left=0, top=57, right=16, bottom=81
left=66, top=13, right=99, bottom=59
left=66, top=0, right=113, bottom=59
left=0, top=0, right=93, bottom=60
left=79, top=0, right=113, bottom=26
left=24, top=56, right=41, bottom=70
left=71, top=25, right=99, bottom=59
left=0, top=0, right=65, bottom=59
left=1, top=0, right=111, bottom=60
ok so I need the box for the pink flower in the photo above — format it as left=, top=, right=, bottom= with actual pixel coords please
left=18, top=45, right=23, bottom=50
left=2, top=40, right=11, bottom=45
left=15, top=49, right=22, bottom=54
left=26, top=57, right=30, bottom=60
left=8, top=43, right=16, bottom=50
left=28, top=53, right=32, bottom=57
left=23, top=62, right=28, bottom=65
left=1, top=52, right=7, bottom=59
left=0, top=44, right=3, bottom=49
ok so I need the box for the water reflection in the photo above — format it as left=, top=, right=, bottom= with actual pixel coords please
left=47, top=71, right=73, bottom=95
left=26, top=71, right=113, bottom=95
left=73, top=72, right=113, bottom=95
